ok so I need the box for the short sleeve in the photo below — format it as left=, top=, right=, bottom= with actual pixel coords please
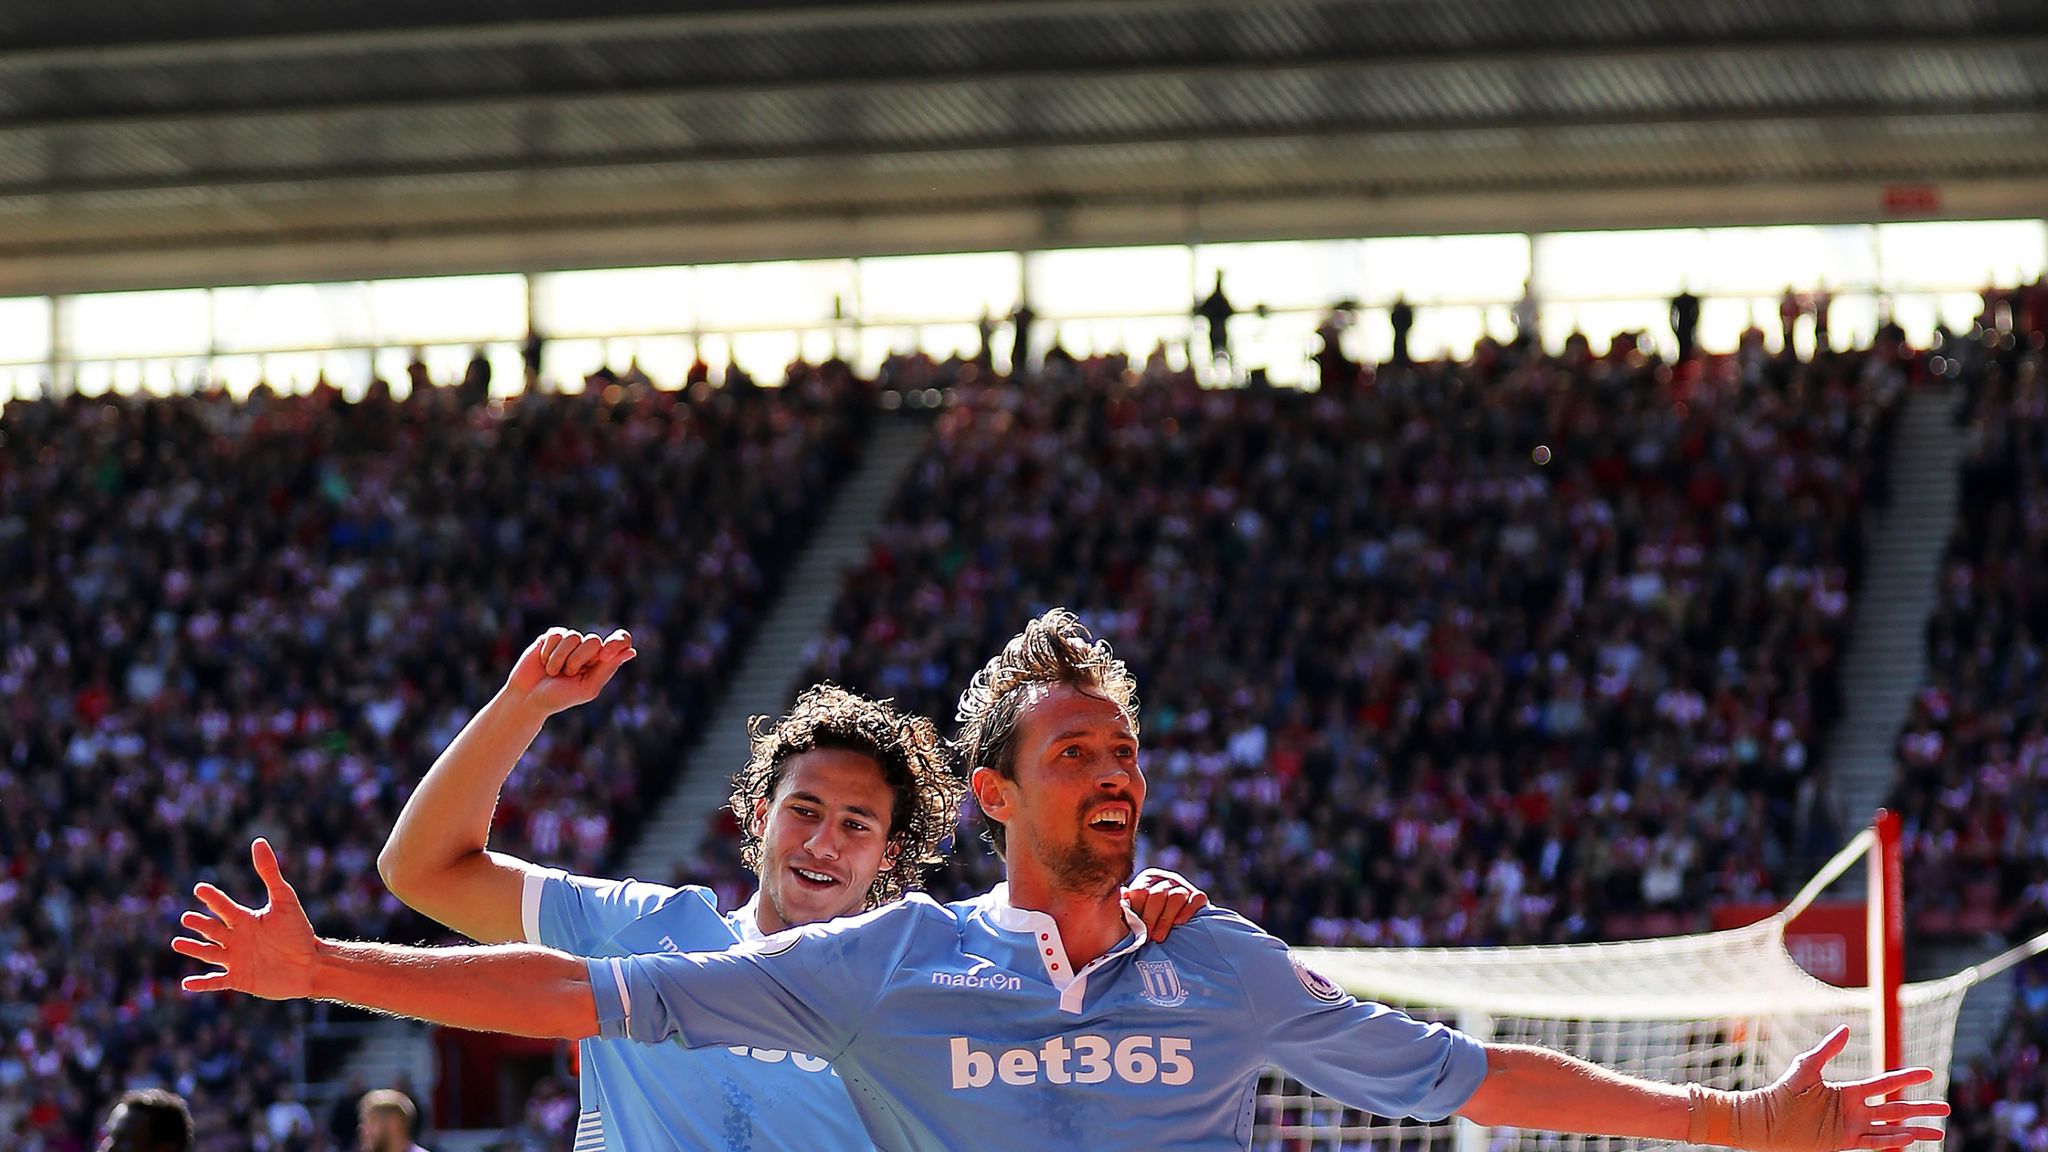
left=525, top=869, right=698, bottom=952
left=1208, top=910, right=1487, bottom=1121
left=590, top=895, right=931, bottom=1060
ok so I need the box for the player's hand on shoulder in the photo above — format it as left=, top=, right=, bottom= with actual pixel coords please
left=1125, top=868, right=1210, bottom=941
left=503, top=627, right=637, bottom=716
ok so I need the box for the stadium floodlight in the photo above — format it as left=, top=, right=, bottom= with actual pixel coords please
left=1270, top=814, right=2046, bottom=1151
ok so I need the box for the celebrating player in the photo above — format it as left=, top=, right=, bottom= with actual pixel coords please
left=372, top=627, right=1208, bottom=1150
left=176, top=615, right=1948, bottom=1151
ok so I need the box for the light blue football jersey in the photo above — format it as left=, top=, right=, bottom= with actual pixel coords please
left=524, top=870, right=875, bottom=1151
left=588, top=884, right=1488, bottom=1152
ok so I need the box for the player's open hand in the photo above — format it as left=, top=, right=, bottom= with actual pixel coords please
left=1693, top=1026, right=1948, bottom=1151
left=503, top=627, right=637, bottom=716
left=1125, top=868, right=1210, bottom=941
left=172, top=838, right=319, bottom=1001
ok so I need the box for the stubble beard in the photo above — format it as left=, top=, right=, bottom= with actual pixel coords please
left=1042, top=827, right=1134, bottom=897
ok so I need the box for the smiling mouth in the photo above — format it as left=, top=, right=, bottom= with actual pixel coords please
left=791, top=867, right=841, bottom=887
left=1085, top=804, right=1134, bottom=833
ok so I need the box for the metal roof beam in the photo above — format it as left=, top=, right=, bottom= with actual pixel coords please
left=0, top=0, right=1293, bottom=73
left=5, top=97, right=2042, bottom=202
left=3, top=31, right=2041, bottom=138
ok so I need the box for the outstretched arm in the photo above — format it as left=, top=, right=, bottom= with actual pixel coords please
left=1457, top=1030, right=1947, bottom=1151
left=379, top=628, right=635, bottom=943
left=181, top=839, right=598, bottom=1039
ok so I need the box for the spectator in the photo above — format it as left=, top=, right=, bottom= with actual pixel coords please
left=1513, top=279, right=1539, bottom=352
left=263, top=1085, right=313, bottom=1152
left=0, top=359, right=871, bottom=1150
left=1779, top=286, right=1803, bottom=351
left=1390, top=296, right=1415, bottom=366
left=802, top=334, right=1900, bottom=949
left=98, top=1088, right=193, bottom=1152
left=1195, top=273, right=1236, bottom=373
left=355, top=1090, right=425, bottom=1152
left=1670, top=287, right=1701, bottom=363
left=1007, top=299, right=1036, bottom=377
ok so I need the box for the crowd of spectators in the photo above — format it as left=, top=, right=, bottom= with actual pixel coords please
left=796, top=334, right=1909, bottom=950
left=0, top=364, right=871, bottom=1150
left=1891, top=314, right=2048, bottom=1149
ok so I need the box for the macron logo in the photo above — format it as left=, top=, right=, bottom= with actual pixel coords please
left=930, top=969, right=1023, bottom=992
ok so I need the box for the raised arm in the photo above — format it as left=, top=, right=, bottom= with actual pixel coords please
left=378, top=628, right=635, bottom=943
left=1457, top=1033, right=1948, bottom=1151
left=180, top=839, right=599, bottom=1039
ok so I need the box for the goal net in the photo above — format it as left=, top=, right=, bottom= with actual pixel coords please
left=1256, top=823, right=1992, bottom=1152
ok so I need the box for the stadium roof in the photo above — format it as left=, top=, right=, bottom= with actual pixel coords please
left=4, top=0, right=2046, bottom=294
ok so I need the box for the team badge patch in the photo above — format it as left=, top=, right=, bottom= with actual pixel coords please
left=1136, top=959, right=1189, bottom=1007
left=1290, top=954, right=1347, bottom=1003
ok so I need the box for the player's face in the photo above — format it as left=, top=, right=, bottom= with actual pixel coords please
left=751, top=748, right=900, bottom=933
left=991, top=684, right=1144, bottom=895
left=358, top=1112, right=402, bottom=1152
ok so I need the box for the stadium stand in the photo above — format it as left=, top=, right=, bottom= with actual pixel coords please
left=1891, top=326, right=2048, bottom=1150
left=797, top=337, right=1910, bottom=950
left=0, top=366, right=871, bottom=1151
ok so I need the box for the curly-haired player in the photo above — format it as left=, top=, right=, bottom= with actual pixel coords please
left=374, top=627, right=1207, bottom=1151
left=729, top=682, right=957, bottom=910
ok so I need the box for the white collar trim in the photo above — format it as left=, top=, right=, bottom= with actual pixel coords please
left=732, top=894, right=768, bottom=942
left=984, top=883, right=1149, bottom=1014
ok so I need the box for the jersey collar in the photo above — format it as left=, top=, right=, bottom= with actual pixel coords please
left=730, top=894, right=768, bottom=942
left=985, top=883, right=1150, bottom=1014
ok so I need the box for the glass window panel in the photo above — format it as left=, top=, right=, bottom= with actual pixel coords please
left=1694, top=226, right=1877, bottom=297
left=0, top=365, right=48, bottom=407
left=139, top=358, right=206, bottom=397
left=859, top=252, right=1021, bottom=325
left=729, top=330, right=800, bottom=381
left=417, top=345, right=475, bottom=390
left=541, top=339, right=605, bottom=392
left=1028, top=246, right=1192, bottom=318
left=1234, top=312, right=1319, bottom=386
left=370, top=348, right=416, bottom=397
left=1535, top=230, right=1706, bottom=302
left=1559, top=299, right=1677, bottom=357
left=0, top=297, right=52, bottom=364
left=534, top=267, right=692, bottom=337
left=1345, top=308, right=1394, bottom=366
left=859, top=327, right=910, bottom=377
left=695, top=260, right=854, bottom=331
left=1360, top=234, right=1529, bottom=306
left=73, top=363, right=113, bottom=397
left=903, top=322, right=984, bottom=363
left=799, top=328, right=846, bottom=368
left=65, top=289, right=210, bottom=358
left=1826, top=294, right=1882, bottom=350
left=1698, top=297, right=1773, bottom=356
left=212, top=283, right=374, bottom=353
left=261, top=351, right=329, bottom=394
left=1410, top=305, right=1489, bottom=360
left=1195, top=240, right=1366, bottom=315
left=1113, top=317, right=1192, bottom=369
left=601, top=335, right=692, bottom=388
left=1878, top=220, right=2048, bottom=292
left=208, top=355, right=263, bottom=400
left=111, top=360, right=145, bottom=395
left=370, top=274, right=526, bottom=346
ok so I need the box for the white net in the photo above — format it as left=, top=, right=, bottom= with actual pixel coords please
left=1255, top=837, right=1974, bottom=1152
